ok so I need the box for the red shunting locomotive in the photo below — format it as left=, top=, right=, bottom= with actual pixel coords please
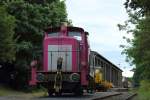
left=29, top=24, right=91, bottom=95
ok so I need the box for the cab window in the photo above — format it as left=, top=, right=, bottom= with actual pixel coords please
left=68, top=32, right=82, bottom=41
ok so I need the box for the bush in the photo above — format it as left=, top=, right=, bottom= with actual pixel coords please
left=139, top=80, right=150, bottom=91
left=12, top=60, right=29, bottom=90
left=138, top=80, right=150, bottom=100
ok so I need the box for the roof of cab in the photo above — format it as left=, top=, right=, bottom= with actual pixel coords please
left=44, top=26, right=84, bottom=32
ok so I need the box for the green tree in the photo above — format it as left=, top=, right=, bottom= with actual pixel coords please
left=119, top=0, right=150, bottom=84
left=1, top=0, right=68, bottom=45
left=0, top=0, right=69, bottom=89
left=0, top=6, right=16, bottom=62
left=124, top=0, right=150, bottom=15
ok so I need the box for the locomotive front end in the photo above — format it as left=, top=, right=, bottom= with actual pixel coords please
left=30, top=25, right=89, bottom=95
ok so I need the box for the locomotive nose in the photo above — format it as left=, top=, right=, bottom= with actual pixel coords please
left=46, top=37, right=80, bottom=72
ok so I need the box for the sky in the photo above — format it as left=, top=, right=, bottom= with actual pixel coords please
left=65, top=0, right=134, bottom=77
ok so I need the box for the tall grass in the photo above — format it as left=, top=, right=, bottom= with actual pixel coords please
left=0, top=85, right=46, bottom=97
left=0, top=85, right=23, bottom=96
left=137, top=80, right=150, bottom=100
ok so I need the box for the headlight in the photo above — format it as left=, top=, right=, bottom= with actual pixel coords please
left=70, top=73, right=80, bottom=82
left=37, top=73, right=45, bottom=81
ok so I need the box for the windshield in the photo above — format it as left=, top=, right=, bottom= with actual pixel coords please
left=68, top=32, right=82, bottom=41
left=48, top=32, right=59, bottom=37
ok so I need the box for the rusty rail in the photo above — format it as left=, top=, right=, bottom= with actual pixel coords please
left=92, top=92, right=122, bottom=100
left=125, top=93, right=137, bottom=100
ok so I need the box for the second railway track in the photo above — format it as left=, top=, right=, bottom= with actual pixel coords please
left=92, top=92, right=137, bottom=100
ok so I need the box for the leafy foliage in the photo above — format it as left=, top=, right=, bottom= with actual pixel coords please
left=0, top=0, right=69, bottom=89
left=0, top=6, right=16, bottom=62
left=119, top=0, right=150, bottom=84
left=137, top=80, right=150, bottom=100
left=124, top=0, right=150, bottom=15
left=1, top=0, right=68, bottom=45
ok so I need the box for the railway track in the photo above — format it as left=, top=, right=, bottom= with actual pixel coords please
left=0, top=91, right=137, bottom=100
left=92, top=92, right=137, bottom=100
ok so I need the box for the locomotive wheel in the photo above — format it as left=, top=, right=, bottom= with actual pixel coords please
left=74, top=85, right=83, bottom=96
left=55, top=92, right=62, bottom=96
left=48, top=89, right=54, bottom=96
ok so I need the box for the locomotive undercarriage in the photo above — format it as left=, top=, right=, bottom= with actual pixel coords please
left=36, top=72, right=83, bottom=96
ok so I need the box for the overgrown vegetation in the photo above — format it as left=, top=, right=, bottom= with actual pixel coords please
left=0, top=85, right=24, bottom=96
left=0, top=6, right=16, bottom=62
left=138, top=80, right=150, bottom=99
left=0, top=85, right=47, bottom=98
left=0, top=0, right=70, bottom=90
left=119, top=0, right=150, bottom=99
left=132, top=80, right=150, bottom=100
left=118, top=0, right=150, bottom=85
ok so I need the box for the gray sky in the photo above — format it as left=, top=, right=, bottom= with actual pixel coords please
left=65, top=0, right=134, bottom=77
